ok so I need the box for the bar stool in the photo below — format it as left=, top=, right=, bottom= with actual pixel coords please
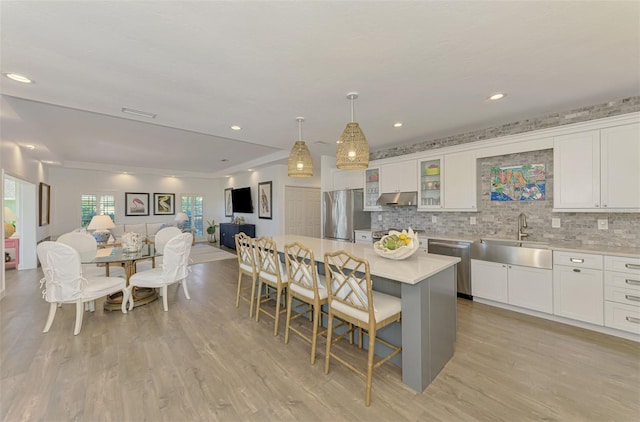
left=234, top=232, right=258, bottom=318
left=323, top=250, right=402, bottom=407
left=255, top=237, right=288, bottom=336
left=283, top=242, right=329, bottom=364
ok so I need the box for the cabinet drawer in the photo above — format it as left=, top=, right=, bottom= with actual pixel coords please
left=604, top=255, right=640, bottom=275
left=605, top=284, right=640, bottom=307
left=354, top=231, right=372, bottom=243
left=604, top=301, right=640, bottom=335
left=553, top=251, right=603, bottom=270
left=604, top=271, right=640, bottom=291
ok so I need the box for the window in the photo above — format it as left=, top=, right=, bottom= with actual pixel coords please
left=81, top=193, right=115, bottom=227
left=180, top=194, right=204, bottom=238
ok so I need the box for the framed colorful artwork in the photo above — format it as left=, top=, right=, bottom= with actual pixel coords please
left=258, top=181, right=272, bottom=219
left=153, top=193, right=175, bottom=215
left=125, top=192, right=150, bottom=216
left=224, top=188, right=233, bottom=217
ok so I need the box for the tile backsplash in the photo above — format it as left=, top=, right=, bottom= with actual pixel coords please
left=371, top=97, right=640, bottom=248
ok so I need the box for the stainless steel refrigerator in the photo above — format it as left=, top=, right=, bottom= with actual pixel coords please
left=323, top=189, right=370, bottom=242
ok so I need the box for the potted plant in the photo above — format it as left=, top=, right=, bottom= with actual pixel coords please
left=206, top=220, right=218, bottom=243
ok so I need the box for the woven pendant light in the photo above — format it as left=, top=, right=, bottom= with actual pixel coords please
left=336, top=92, right=369, bottom=170
left=287, top=117, right=313, bottom=177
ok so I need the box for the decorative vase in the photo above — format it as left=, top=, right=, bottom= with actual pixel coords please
left=92, top=230, right=111, bottom=244
left=122, top=232, right=143, bottom=252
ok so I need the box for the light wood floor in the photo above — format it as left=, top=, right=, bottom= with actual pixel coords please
left=1, top=258, right=639, bottom=421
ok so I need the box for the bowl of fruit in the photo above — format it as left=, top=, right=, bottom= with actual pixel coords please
left=373, top=228, right=420, bottom=260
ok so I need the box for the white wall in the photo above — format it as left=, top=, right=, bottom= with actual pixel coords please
left=48, top=167, right=226, bottom=236
left=223, top=164, right=321, bottom=238
left=1, top=141, right=50, bottom=298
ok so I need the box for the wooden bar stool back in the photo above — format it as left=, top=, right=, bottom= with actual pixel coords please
left=283, top=242, right=329, bottom=364
left=255, top=237, right=289, bottom=336
left=234, top=232, right=258, bottom=318
left=323, top=250, right=402, bottom=406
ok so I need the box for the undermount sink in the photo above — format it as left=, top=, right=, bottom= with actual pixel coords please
left=472, top=238, right=552, bottom=269
left=480, top=238, right=549, bottom=249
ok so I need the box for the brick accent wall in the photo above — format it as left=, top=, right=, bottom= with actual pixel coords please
left=371, top=96, right=640, bottom=248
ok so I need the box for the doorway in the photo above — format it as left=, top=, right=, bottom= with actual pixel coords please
left=284, top=186, right=321, bottom=237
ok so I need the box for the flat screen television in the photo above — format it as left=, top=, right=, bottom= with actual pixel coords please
left=231, top=187, right=253, bottom=213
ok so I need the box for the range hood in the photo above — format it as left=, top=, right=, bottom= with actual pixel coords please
left=376, top=191, right=418, bottom=206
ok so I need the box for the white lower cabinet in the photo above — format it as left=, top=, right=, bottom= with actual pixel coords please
left=471, top=260, right=508, bottom=303
left=507, top=265, right=553, bottom=313
left=472, top=259, right=552, bottom=313
left=553, top=252, right=604, bottom=325
left=604, top=255, right=640, bottom=334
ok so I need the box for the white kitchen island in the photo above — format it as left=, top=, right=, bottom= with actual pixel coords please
left=270, top=235, right=460, bottom=392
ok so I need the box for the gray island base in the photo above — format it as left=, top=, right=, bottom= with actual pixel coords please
left=271, top=235, right=460, bottom=392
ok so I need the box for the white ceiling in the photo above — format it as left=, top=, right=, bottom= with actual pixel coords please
left=1, top=1, right=639, bottom=178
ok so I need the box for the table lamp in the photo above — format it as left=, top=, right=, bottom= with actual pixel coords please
left=87, top=215, right=115, bottom=243
left=4, top=207, right=17, bottom=239
left=174, top=212, right=189, bottom=230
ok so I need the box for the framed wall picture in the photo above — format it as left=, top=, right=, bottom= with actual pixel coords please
left=258, top=181, right=272, bottom=219
left=153, top=193, right=175, bottom=215
left=125, top=192, right=150, bottom=216
left=39, top=182, right=50, bottom=226
left=224, top=188, right=233, bottom=217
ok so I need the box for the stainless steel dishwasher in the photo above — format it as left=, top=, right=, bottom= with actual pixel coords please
left=427, top=239, right=472, bottom=300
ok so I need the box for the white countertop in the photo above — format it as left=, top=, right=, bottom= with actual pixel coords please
left=548, top=243, right=640, bottom=259
left=415, top=233, right=640, bottom=258
left=271, top=235, right=460, bottom=285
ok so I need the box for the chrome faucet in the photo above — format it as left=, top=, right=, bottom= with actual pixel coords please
left=518, top=213, right=528, bottom=241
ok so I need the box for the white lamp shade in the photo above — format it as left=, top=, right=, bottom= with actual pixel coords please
left=4, top=207, right=17, bottom=222
left=87, top=215, right=115, bottom=230
left=175, top=212, right=189, bottom=222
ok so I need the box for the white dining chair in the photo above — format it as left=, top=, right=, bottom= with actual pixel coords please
left=135, top=226, right=182, bottom=272
left=36, top=241, right=129, bottom=335
left=58, top=232, right=125, bottom=278
left=127, top=232, right=193, bottom=312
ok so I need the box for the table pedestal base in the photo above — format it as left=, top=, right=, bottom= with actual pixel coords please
left=104, top=259, right=158, bottom=311
left=104, top=287, right=158, bottom=311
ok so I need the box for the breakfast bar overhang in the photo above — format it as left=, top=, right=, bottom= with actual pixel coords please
left=271, top=235, right=461, bottom=392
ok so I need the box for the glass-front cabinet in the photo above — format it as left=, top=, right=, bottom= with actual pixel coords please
left=364, top=167, right=382, bottom=211
left=418, top=157, right=443, bottom=209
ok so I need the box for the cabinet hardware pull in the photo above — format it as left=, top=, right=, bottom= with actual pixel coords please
left=570, top=258, right=584, bottom=263
left=625, top=294, right=640, bottom=302
left=573, top=269, right=581, bottom=273
left=626, top=316, right=640, bottom=324
left=625, top=279, right=640, bottom=286
left=625, top=263, right=640, bottom=270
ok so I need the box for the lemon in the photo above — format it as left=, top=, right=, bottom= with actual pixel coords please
left=399, top=234, right=407, bottom=240
left=404, top=238, right=411, bottom=245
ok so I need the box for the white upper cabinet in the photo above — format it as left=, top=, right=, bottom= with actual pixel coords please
left=332, top=169, right=364, bottom=191
left=379, top=160, right=417, bottom=193
left=443, top=151, right=477, bottom=211
left=554, top=123, right=640, bottom=212
left=417, top=157, right=443, bottom=209
left=363, top=167, right=382, bottom=211
left=600, top=123, right=640, bottom=209
left=417, top=151, right=477, bottom=211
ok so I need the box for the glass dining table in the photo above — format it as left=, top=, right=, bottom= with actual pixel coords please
left=80, top=244, right=162, bottom=311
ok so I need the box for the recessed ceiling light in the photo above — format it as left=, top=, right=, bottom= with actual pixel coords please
left=4, top=73, right=33, bottom=83
left=231, top=125, right=242, bottom=131
left=22, top=144, right=35, bottom=150
left=225, top=175, right=231, bottom=178
left=247, top=168, right=253, bottom=172
left=393, top=122, right=403, bottom=128
left=121, top=107, right=157, bottom=119
left=41, top=160, right=54, bottom=164
left=488, top=93, right=506, bottom=101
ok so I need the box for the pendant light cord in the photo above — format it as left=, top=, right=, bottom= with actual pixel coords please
left=350, top=96, right=355, bottom=122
